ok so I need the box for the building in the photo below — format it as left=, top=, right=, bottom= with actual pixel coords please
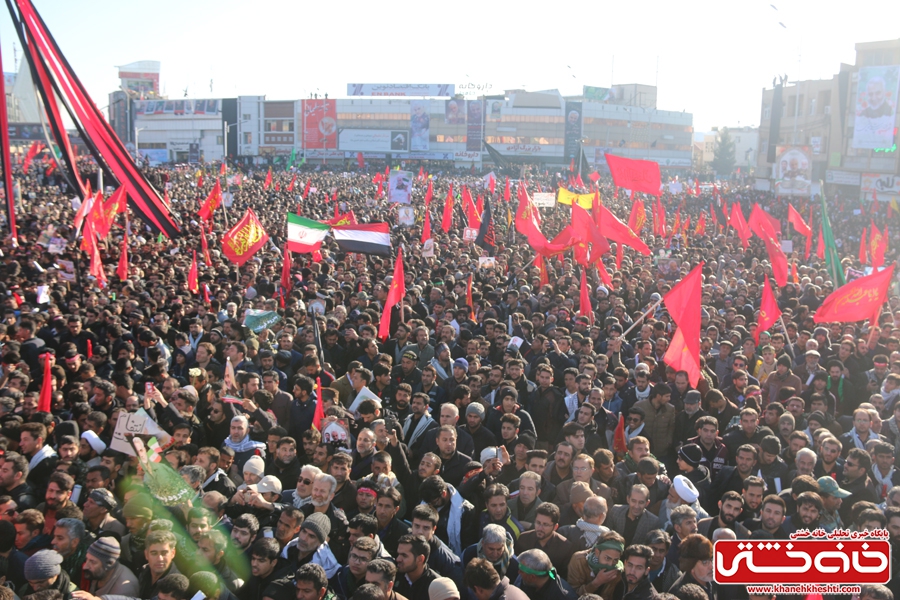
left=757, top=38, right=900, bottom=201
left=692, top=132, right=717, bottom=171
left=132, top=98, right=229, bottom=164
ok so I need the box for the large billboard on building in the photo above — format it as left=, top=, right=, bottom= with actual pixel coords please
left=339, top=129, right=409, bottom=152
left=564, top=101, right=583, bottom=161
left=774, top=146, right=812, bottom=196
left=852, top=65, right=900, bottom=149
left=302, top=100, right=337, bottom=149
left=861, top=172, right=900, bottom=198
left=134, top=99, right=220, bottom=115
left=410, top=101, right=429, bottom=151
left=346, top=84, right=454, bottom=97
left=117, top=61, right=160, bottom=97
left=466, top=100, right=483, bottom=152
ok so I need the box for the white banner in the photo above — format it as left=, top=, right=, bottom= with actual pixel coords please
left=861, top=173, right=900, bottom=196
left=347, top=84, right=454, bottom=97
left=339, top=129, right=409, bottom=153
left=110, top=408, right=170, bottom=456
left=532, top=193, right=556, bottom=207
left=826, top=170, right=862, bottom=186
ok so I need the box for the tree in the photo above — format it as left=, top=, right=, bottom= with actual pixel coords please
left=711, top=127, right=736, bottom=176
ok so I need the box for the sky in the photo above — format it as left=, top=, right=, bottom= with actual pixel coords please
left=1, top=0, right=898, bottom=133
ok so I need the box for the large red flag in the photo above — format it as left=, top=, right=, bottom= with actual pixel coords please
left=657, top=198, right=667, bottom=238
left=424, top=179, right=433, bottom=206
left=488, top=173, right=496, bottom=195
left=579, top=269, right=594, bottom=324
left=748, top=203, right=782, bottom=239
left=463, top=186, right=480, bottom=228
left=859, top=228, right=868, bottom=265
left=628, top=201, right=647, bottom=233
left=281, top=248, right=293, bottom=299
left=870, top=222, right=887, bottom=269
left=598, top=204, right=650, bottom=254
left=378, top=248, right=406, bottom=341
left=303, top=179, right=311, bottom=199
left=730, top=203, right=751, bottom=248
left=37, top=353, right=52, bottom=413
left=441, top=184, right=454, bottom=233
left=312, top=377, right=325, bottom=431
left=287, top=174, right=297, bottom=192
left=663, top=263, right=704, bottom=387
left=817, top=226, right=825, bottom=260
left=197, top=179, right=222, bottom=222
left=222, top=208, right=269, bottom=266
left=200, top=221, right=212, bottom=266
left=759, top=217, right=788, bottom=288
left=604, top=154, right=661, bottom=196
left=572, top=203, right=611, bottom=262
left=188, top=250, right=199, bottom=294
left=264, top=168, right=273, bottom=190
left=814, top=264, right=895, bottom=326
left=538, top=255, right=549, bottom=287
left=421, top=210, right=432, bottom=245
left=613, top=414, right=627, bottom=457
left=788, top=203, right=811, bottom=236
left=756, top=275, right=782, bottom=343
left=516, top=196, right=565, bottom=257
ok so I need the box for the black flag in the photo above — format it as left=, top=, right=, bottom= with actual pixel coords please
left=475, top=195, right=496, bottom=256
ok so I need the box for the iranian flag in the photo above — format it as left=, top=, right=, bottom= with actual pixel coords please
left=332, top=223, right=392, bottom=256
left=286, top=214, right=330, bottom=253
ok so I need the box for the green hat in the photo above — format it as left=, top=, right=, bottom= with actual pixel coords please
left=817, top=476, right=851, bottom=498
left=122, top=495, right=154, bottom=520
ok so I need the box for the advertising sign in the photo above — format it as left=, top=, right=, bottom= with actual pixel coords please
left=388, top=170, right=413, bottom=204
left=134, top=99, right=220, bottom=116
left=339, top=129, right=409, bottom=153
left=302, top=99, right=337, bottom=149
left=138, top=148, right=168, bottom=165
left=861, top=172, right=900, bottom=197
left=347, top=84, right=454, bottom=97
left=564, top=101, right=583, bottom=161
left=410, top=100, right=430, bottom=151
left=825, top=170, right=862, bottom=186
left=466, top=100, right=484, bottom=152
left=773, top=146, right=812, bottom=196
left=852, top=65, right=900, bottom=149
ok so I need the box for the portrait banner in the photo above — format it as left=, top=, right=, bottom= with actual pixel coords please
left=852, top=65, right=900, bottom=149
left=410, top=101, right=430, bottom=151
left=564, top=101, right=583, bottom=161
left=466, top=100, right=484, bottom=152
left=445, top=100, right=466, bottom=125
left=774, top=146, right=812, bottom=197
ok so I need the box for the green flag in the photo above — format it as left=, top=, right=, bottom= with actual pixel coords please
left=299, top=156, right=306, bottom=166
left=289, top=148, right=296, bottom=167
left=821, top=194, right=845, bottom=287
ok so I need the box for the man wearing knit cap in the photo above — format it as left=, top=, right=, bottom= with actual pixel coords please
left=83, top=536, right=140, bottom=597
left=83, top=488, right=126, bottom=538
left=757, top=435, right=789, bottom=494
left=429, top=576, right=460, bottom=600
left=20, top=549, right=76, bottom=597
left=464, top=403, right=498, bottom=458
left=120, top=494, right=154, bottom=573
left=282, top=512, right=340, bottom=579
left=559, top=481, right=595, bottom=527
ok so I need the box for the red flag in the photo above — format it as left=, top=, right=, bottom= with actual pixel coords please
left=791, top=260, right=799, bottom=284
left=657, top=198, right=667, bottom=238
left=730, top=203, right=751, bottom=249
left=313, top=377, right=325, bottom=431
left=417, top=166, right=424, bottom=181
left=569, top=158, right=575, bottom=172
left=589, top=171, right=600, bottom=183
left=538, top=255, right=549, bottom=287
left=378, top=248, right=406, bottom=341
left=466, top=274, right=475, bottom=321
left=710, top=203, right=718, bottom=228
left=476, top=195, right=484, bottom=216
left=628, top=201, right=647, bottom=233
left=516, top=195, right=564, bottom=257
left=663, top=263, right=704, bottom=387
left=817, top=226, right=825, bottom=260
left=376, top=180, right=383, bottom=198
left=598, top=204, right=650, bottom=254
left=281, top=248, right=292, bottom=299
left=116, top=227, right=129, bottom=280
left=571, top=203, right=611, bottom=261
left=287, top=174, right=297, bottom=192
left=759, top=217, right=788, bottom=287
left=421, top=210, right=431, bottom=245
left=303, top=179, right=311, bottom=199
left=198, top=173, right=204, bottom=189
left=504, top=177, right=510, bottom=202
left=859, top=228, right=869, bottom=265
left=694, top=212, right=706, bottom=236
left=424, top=179, right=433, bottom=206
left=197, top=179, right=222, bottom=221
left=188, top=250, right=199, bottom=294
left=463, top=186, right=480, bottom=228
left=385, top=165, right=390, bottom=180
left=815, top=265, right=895, bottom=326
left=220, top=162, right=226, bottom=176
left=275, top=182, right=281, bottom=192
left=88, top=233, right=106, bottom=288
left=748, top=203, right=782, bottom=239
left=357, top=153, right=365, bottom=169
left=222, top=208, right=269, bottom=266
left=73, top=181, right=93, bottom=231
left=200, top=221, right=212, bottom=266
left=613, top=414, right=627, bottom=456
left=870, top=222, right=887, bottom=269
left=22, top=141, right=42, bottom=173
left=37, top=353, right=52, bottom=413
left=788, top=204, right=811, bottom=237
left=605, top=154, right=662, bottom=197
left=441, top=184, right=454, bottom=233
left=264, top=168, right=273, bottom=190
left=86, top=339, right=93, bottom=360
left=579, top=269, right=594, bottom=324
left=756, top=275, right=782, bottom=343
left=489, top=173, right=495, bottom=195
left=694, top=179, right=701, bottom=196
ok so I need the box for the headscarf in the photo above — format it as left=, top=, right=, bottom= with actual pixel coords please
left=585, top=538, right=625, bottom=574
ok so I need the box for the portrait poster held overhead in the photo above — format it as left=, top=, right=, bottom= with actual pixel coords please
left=852, top=65, right=900, bottom=149
left=388, top=170, right=413, bottom=204
left=773, top=146, right=812, bottom=197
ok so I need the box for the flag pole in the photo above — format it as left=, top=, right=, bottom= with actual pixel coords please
left=622, top=297, right=664, bottom=339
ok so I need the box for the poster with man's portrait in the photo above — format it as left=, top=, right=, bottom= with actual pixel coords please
left=853, top=65, right=900, bottom=149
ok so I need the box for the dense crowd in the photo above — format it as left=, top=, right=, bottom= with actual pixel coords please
left=0, top=156, right=897, bottom=600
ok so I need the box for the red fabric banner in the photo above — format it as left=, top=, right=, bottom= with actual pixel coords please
left=604, top=154, right=661, bottom=197
left=222, top=208, right=270, bottom=266
left=814, top=264, right=895, bottom=326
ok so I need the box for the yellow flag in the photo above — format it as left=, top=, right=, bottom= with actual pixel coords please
left=557, top=188, right=594, bottom=208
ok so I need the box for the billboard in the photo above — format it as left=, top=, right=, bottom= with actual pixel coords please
left=774, top=146, right=812, bottom=196
left=583, top=85, right=612, bottom=102
left=339, top=129, right=409, bottom=152
left=347, top=84, right=454, bottom=97
left=852, top=65, right=900, bottom=149
left=445, top=100, right=466, bottom=125
left=302, top=99, right=337, bottom=149
left=410, top=101, right=430, bottom=151
left=564, top=101, right=583, bottom=161
left=861, top=173, right=900, bottom=197
left=134, top=99, right=220, bottom=116
left=388, top=171, right=413, bottom=204
left=466, top=100, right=483, bottom=152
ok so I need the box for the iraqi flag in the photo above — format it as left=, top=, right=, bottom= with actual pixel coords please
left=332, top=222, right=392, bottom=256
left=286, top=213, right=330, bottom=253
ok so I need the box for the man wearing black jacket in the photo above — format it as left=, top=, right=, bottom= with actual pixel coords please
left=394, top=534, right=439, bottom=600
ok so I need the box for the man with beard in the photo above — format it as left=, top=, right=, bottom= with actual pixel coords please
left=0, top=453, right=38, bottom=510
left=673, top=391, right=707, bottom=447
left=393, top=534, right=439, bottom=600
left=37, top=473, right=75, bottom=535
left=743, top=495, right=789, bottom=539
left=230, top=514, right=260, bottom=556
left=283, top=465, right=321, bottom=510
left=515, top=548, right=577, bottom=600
left=515, top=503, right=575, bottom=580
left=667, top=534, right=716, bottom=600
left=419, top=475, right=479, bottom=556
left=816, top=476, right=851, bottom=532
left=19, top=549, right=77, bottom=597
left=83, top=537, right=140, bottom=597
left=840, top=448, right=880, bottom=524
left=328, top=453, right=357, bottom=513
left=224, top=415, right=267, bottom=473
left=83, top=489, right=126, bottom=538
left=237, top=538, right=281, bottom=600
left=609, top=544, right=655, bottom=600
left=709, top=444, right=758, bottom=511
left=195, top=447, right=237, bottom=498
left=697, top=490, right=749, bottom=539
left=409, top=504, right=464, bottom=586
left=403, top=393, right=437, bottom=458
left=781, top=491, right=824, bottom=536
left=658, top=476, right=708, bottom=531
left=19, top=423, right=57, bottom=499
left=203, top=399, right=232, bottom=451
left=300, top=473, right=349, bottom=564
